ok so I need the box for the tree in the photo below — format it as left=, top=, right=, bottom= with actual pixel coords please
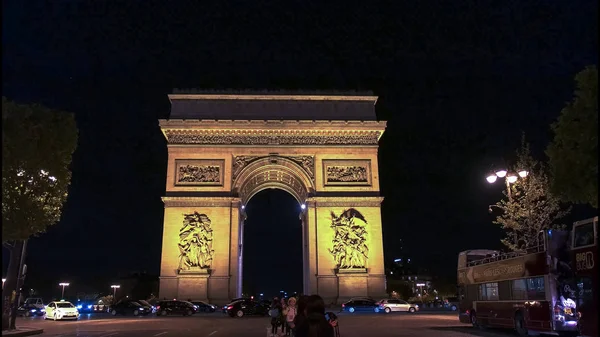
left=546, top=66, right=598, bottom=209
left=493, top=136, right=570, bottom=252
left=1, top=97, right=78, bottom=330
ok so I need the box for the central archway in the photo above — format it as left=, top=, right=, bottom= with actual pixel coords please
left=233, top=156, right=315, bottom=297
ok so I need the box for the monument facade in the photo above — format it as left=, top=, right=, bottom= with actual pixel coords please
left=158, top=91, right=387, bottom=304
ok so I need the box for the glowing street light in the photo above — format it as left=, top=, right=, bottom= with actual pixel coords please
left=2, top=278, right=6, bottom=289
left=486, top=167, right=528, bottom=199
left=111, top=285, right=120, bottom=298
left=59, top=283, right=70, bottom=298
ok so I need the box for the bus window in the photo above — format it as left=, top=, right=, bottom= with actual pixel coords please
left=574, top=222, right=595, bottom=248
left=511, top=279, right=527, bottom=300
left=479, top=282, right=499, bottom=301
left=526, top=277, right=545, bottom=300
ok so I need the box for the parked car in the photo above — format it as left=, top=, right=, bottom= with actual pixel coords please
left=192, top=301, right=217, bottom=313
left=137, top=300, right=156, bottom=313
left=226, top=299, right=269, bottom=318
left=378, top=299, right=419, bottom=313
left=109, top=301, right=151, bottom=316
left=155, top=300, right=197, bottom=316
left=341, top=299, right=380, bottom=313
left=44, top=300, right=79, bottom=320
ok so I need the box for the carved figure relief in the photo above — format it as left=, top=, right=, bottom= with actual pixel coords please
left=178, top=212, right=214, bottom=271
left=232, top=156, right=260, bottom=181
left=174, top=160, right=224, bottom=186
left=323, top=160, right=372, bottom=186
left=329, top=208, right=369, bottom=269
left=288, top=155, right=315, bottom=181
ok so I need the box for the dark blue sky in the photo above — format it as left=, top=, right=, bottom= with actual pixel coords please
left=2, top=1, right=597, bottom=297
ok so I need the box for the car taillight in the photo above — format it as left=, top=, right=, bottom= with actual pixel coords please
left=465, top=309, right=469, bottom=315
left=341, top=304, right=345, bottom=307
left=156, top=306, right=160, bottom=310
left=227, top=306, right=233, bottom=310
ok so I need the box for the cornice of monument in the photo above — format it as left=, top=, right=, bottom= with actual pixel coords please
left=159, top=119, right=386, bottom=146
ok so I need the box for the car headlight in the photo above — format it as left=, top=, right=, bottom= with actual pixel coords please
left=76, top=305, right=83, bottom=309
left=139, top=308, right=144, bottom=310
left=30, top=309, right=37, bottom=312
left=87, top=305, right=92, bottom=309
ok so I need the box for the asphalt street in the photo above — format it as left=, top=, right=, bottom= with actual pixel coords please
left=15, top=311, right=516, bottom=337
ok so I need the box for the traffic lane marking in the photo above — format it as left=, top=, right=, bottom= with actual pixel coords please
left=153, top=332, right=168, bottom=336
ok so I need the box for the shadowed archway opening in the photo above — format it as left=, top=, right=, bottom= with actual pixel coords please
left=242, top=189, right=303, bottom=299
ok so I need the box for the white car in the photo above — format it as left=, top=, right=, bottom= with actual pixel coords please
left=378, top=299, right=419, bottom=313
left=44, top=301, right=79, bottom=320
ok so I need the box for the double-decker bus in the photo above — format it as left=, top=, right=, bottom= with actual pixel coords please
left=572, top=216, right=597, bottom=337
left=457, top=230, right=579, bottom=336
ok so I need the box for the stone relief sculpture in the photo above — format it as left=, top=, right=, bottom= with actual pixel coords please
left=178, top=212, right=214, bottom=271
left=289, top=155, right=315, bottom=180
left=329, top=208, right=369, bottom=269
left=232, top=156, right=260, bottom=180
left=326, top=165, right=368, bottom=183
left=177, top=164, right=221, bottom=183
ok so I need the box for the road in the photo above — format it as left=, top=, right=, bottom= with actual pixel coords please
left=15, top=311, right=516, bottom=337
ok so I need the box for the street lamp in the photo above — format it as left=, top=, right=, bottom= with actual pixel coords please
left=111, top=285, right=120, bottom=298
left=486, top=168, right=528, bottom=199
left=59, top=282, right=70, bottom=299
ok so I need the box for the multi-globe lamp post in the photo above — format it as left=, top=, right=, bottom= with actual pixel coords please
left=486, top=168, right=529, bottom=199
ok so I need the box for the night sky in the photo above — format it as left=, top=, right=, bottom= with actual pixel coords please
left=2, top=1, right=597, bottom=298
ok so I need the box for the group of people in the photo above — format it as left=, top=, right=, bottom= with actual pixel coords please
left=268, top=294, right=337, bottom=337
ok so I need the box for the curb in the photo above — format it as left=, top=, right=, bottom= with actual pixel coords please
left=1, top=328, right=44, bottom=337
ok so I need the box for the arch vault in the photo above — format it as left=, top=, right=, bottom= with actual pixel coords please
left=158, top=91, right=387, bottom=304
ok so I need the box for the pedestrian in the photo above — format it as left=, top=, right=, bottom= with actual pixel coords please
left=269, top=298, right=282, bottom=337
left=285, top=297, right=297, bottom=336
left=294, top=295, right=334, bottom=337
left=293, top=295, right=309, bottom=334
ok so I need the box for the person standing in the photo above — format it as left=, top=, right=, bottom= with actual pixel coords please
left=285, top=297, right=297, bottom=336
left=269, top=298, right=282, bottom=337
left=295, top=295, right=334, bottom=337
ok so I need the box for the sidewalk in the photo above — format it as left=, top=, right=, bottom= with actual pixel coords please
left=1, top=327, right=44, bottom=337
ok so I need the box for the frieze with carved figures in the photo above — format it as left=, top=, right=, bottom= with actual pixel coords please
left=174, top=159, right=224, bottom=186
left=323, top=159, right=372, bottom=186
left=164, top=131, right=381, bottom=146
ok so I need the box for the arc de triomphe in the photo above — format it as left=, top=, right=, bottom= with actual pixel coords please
left=158, top=91, right=387, bottom=304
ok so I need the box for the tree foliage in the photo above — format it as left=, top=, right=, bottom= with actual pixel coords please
left=494, top=137, right=570, bottom=251
left=1, top=97, right=78, bottom=241
left=546, top=66, right=598, bottom=209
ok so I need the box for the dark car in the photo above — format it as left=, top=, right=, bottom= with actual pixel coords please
left=342, top=299, right=380, bottom=313
left=192, top=301, right=217, bottom=313
left=226, top=299, right=269, bottom=318
left=222, top=298, right=249, bottom=313
left=17, top=304, right=45, bottom=317
left=155, top=300, right=197, bottom=316
left=109, top=301, right=150, bottom=316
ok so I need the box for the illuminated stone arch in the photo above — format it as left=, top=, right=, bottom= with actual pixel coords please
left=233, top=156, right=315, bottom=205
left=158, top=92, right=388, bottom=305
